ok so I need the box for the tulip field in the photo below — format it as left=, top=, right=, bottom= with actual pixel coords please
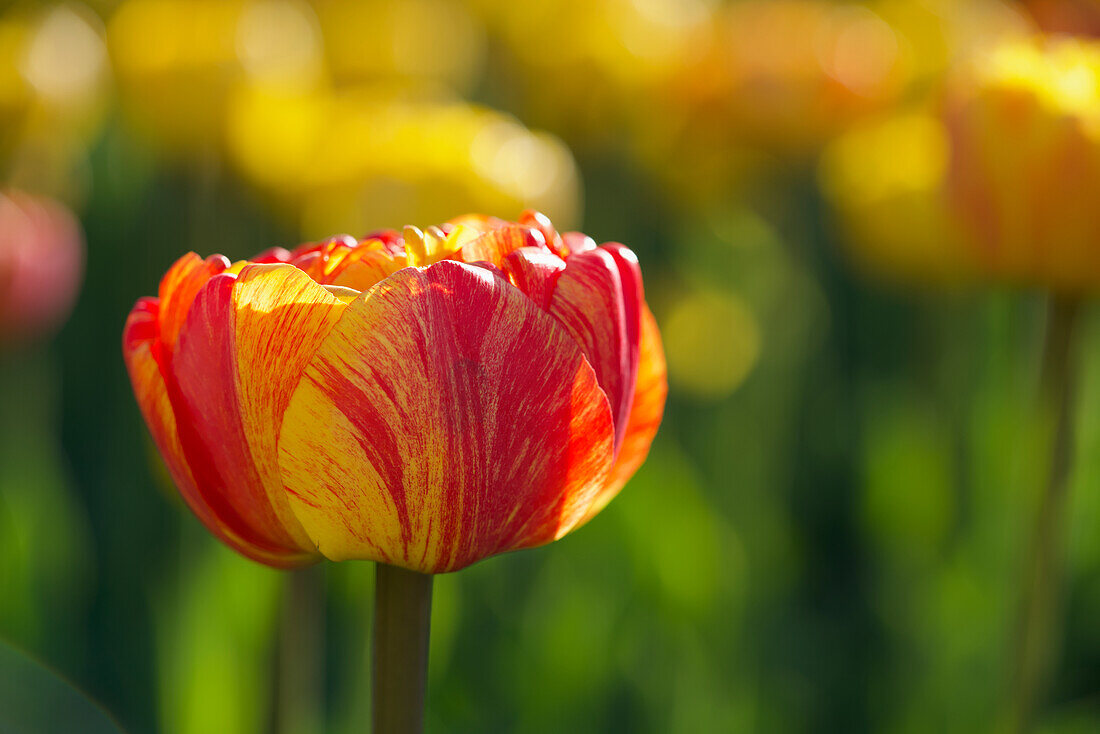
left=7, top=1, right=1100, bottom=733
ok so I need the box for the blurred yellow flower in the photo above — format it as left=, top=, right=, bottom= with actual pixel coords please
left=108, top=0, right=322, bottom=153
left=663, top=290, right=760, bottom=399
left=0, top=2, right=108, bottom=198
left=943, top=36, right=1100, bottom=291
left=225, top=83, right=581, bottom=238
left=108, top=0, right=490, bottom=157
left=871, top=0, right=1030, bottom=86
left=312, top=0, right=484, bottom=92
left=820, top=109, right=973, bottom=286
left=468, top=0, right=713, bottom=145
left=108, top=0, right=566, bottom=235
left=633, top=0, right=1028, bottom=208
left=672, top=1, right=908, bottom=154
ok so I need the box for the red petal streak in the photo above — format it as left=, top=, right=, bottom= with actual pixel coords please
left=122, top=297, right=160, bottom=354
left=123, top=297, right=310, bottom=568
left=583, top=304, right=667, bottom=522
left=278, top=260, right=615, bottom=573
left=549, top=246, right=643, bottom=452
left=165, top=264, right=347, bottom=566
left=157, top=253, right=230, bottom=356
left=603, top=242, right=644, bottom=416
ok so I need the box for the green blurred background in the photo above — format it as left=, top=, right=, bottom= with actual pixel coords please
left=4, top=0, right=1100, bottom=732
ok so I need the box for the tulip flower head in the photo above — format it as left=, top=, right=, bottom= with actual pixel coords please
left=0, top=190, right=84, bottom=343
left=123, top=212, right=666, bottom=573
left=819, top=109, right=974, bottom=286
left=943, top=37, right=1100, bottom=291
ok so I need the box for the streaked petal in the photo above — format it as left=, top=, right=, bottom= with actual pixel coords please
left=458, top=225, right=547, bottom=268
left=517, top=210, right=566, bottom=257
left=583, top=304, right=667, bottom=522
left=328, top=247, right=408, bottom=292
left=278, top=260, right=615, bottom=573
left=502, top=246, right=567, bottom=310
left=251, top=247, right=293, bottom=264
left=122, top=299, right=307, bottom=567
left=562, top=231, right=597, bottom=255
left=157, top=252, right=230, bottom=355
left=549, top=246, right=643, bottom=451
left=167, top=264, right=348, bottom=565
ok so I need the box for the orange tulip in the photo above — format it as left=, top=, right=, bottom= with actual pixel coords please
left=123, top=212, right=666, bottom=573
left=942, top=37, right=1100, bottom=291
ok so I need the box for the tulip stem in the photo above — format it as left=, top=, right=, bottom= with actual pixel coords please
left=372, top=563, right=433, bottom=734
left=1011, top=295, right=1081, bottom=734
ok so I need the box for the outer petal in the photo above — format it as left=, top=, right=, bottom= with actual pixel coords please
left=581, top=304, right=667, bottom=523
left=549, top=246, right=643, bottom=452
left=251, top=247, right=293, bottom=263
left=277, top=260, right=616, bottom=573
left=122, top=299, right=304, bottom=567
left=166, top=264, right=348, bottom=566
left=157, top=252, right=230, bottom=355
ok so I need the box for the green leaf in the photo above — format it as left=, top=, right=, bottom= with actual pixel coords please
left=0, top=640, right=126, bottom=734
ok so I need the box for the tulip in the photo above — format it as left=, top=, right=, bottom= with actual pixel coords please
left=0, top=190, right=84, bottom=344
left=942, top=37, right=1100, bottom=291
left=937, top=36, right=1100, bottom=733
left=124, top=211, right=665, bottom=732
left=670, top=1, right=907, bottom=155
left=123, top=211, right=666, bottom=573
left=819, top=109, right=974, bottom=287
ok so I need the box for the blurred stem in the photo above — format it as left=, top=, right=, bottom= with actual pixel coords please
left=272, top=566, right=325, bottom=734
left=373, top=564, right=433, bottom=734
left=1011, top=296, right=1081, bottom=734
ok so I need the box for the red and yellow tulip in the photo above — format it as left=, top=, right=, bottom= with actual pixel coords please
left=123, top=212, right=666, bottom=573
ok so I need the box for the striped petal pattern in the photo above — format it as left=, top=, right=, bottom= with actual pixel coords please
left=123, top=212, right=666, bottom=573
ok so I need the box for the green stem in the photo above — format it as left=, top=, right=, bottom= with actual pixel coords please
left=1011, top=296, right=1081, bottom=734
left=373, top=564, right=433, bottom=734
left=272, top=566, right=325, bottom=734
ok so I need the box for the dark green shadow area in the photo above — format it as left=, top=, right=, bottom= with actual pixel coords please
left=0, top=639, right=126, bottom=734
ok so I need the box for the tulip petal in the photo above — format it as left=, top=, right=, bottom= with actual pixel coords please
left=549, top=246, right=643, bottom=452
left=517, top=210, right=566, bottom=257
left=167, top=264, right=348, bottom=565
left=328, top=248, right=408, bottom=292
left=583, top=305, right=667, bottom=522
left=122, top=299, right=308, bottom=567
left=278, top=260, right=615, bottom=573
left=459, top=225, right=547, bottom=268
left=502, top=246, right=567, bottom=310
left=157, top=252, right=230, bottom=355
